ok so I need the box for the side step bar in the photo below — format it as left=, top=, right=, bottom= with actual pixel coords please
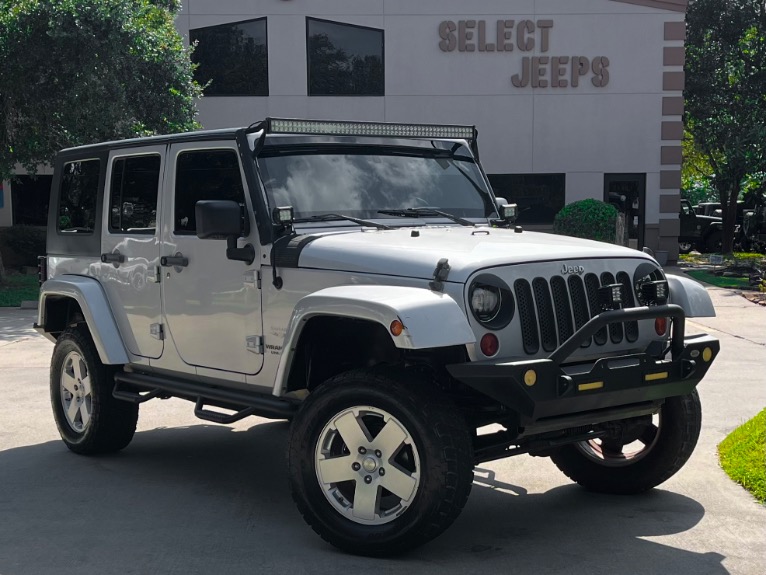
left=113, top=371, right=298, bottom=422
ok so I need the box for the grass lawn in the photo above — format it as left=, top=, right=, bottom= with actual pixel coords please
left=0, top=273, right=40, bottom=307
left=718, top=409, right=766, bottom=504
left=685, top=269, right=754, bottom=290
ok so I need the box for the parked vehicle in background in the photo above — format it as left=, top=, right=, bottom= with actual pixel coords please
left=680, top=199, right=723, bottom=254
left=35, top=118, right=720, bottom=555
left=741, top=204, right=766, bottom=253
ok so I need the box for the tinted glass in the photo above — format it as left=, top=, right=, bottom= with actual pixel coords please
left=487, top=174, right=565, bottom=225
left=307, top=18, right=384, bottom=96
left=11, top=175, right=52, bottom=226
left=58, top=160, right=101, bottom=233
left=191, top=18, right=268, bottom=96
left=175, top=150, right=245, bottom=233
left=258, top=151, right=493, bottom=220
left=109, top=155, right=161, bottom=234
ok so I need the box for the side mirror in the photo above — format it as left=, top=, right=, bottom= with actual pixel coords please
left=196, top=200, right=241, bottom=239
left=195, top=200, right=255, bottom=264
left=495, top=197, right=508, bottom=210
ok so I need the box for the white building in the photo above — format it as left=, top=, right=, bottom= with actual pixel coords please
left=0, top=0, right=687, bottom=260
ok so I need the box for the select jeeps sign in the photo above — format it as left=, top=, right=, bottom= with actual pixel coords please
left=438, top=19, right=610, bottom=88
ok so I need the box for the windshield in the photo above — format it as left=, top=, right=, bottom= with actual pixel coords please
left=256, top=147, right=495, bottom=221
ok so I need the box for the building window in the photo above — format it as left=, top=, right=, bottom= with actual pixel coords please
left=11, top=175, right=52, bottom=226
left=58, top=160, right=101, bottom=233
left=191, top=18, right=268, bottom=96
left=174, top=149, right=245, bottom=234
left=487, top=174, right=565, bottom=225
left=109, top=155, right=161, bottom=234
left=307, top=18, right=384, bottom=96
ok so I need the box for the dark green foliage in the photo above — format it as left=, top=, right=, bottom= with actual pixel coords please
left=553, top=199, right=618, bottom=244
left=0, top=225, right=46, bottom=267
left=685, top=0, right=766, bottom=253
left=0, top=0, right=202, bottom=181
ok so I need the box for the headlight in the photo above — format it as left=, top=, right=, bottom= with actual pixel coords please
left=471, top=286, right=501, bottom=321
left=468, top=275, right=514, bottom=329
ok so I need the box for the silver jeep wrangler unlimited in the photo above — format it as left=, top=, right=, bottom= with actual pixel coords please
left=37, top=118, right=719, bottom=556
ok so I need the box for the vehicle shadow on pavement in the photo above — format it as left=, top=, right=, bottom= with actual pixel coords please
left=0, top=422, right=726, bottom=575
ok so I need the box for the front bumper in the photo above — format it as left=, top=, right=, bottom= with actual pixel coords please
left=447, top=304, right=719, bottom=426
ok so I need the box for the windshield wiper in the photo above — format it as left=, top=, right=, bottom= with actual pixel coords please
left=377, top=208, right=475, bottom=227
left=293, top=213, right=392, bottom=230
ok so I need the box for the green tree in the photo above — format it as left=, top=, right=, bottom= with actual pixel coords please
left=685, top=0, right=766, bottom=253
left=681, top=130, right=717, bottom=206
left=0, top=0, right=201, bottom=279
left=0, top=0, right=201, bottom=180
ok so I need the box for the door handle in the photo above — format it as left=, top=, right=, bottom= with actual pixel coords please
left=160, top=254, right=189, bottom=267
left=101, top=252, right=125, bottom=264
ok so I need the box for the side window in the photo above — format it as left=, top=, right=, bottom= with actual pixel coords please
left=109, top=155, right=161, bottom=234
left=58, top=159, right=101, bottom=233
left=174, top=149, right=245, bottom=234
left=681, top=203, right=692, bottom=216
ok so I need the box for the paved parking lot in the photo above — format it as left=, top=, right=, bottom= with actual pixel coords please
left=1, top=281, right=764, bottom=575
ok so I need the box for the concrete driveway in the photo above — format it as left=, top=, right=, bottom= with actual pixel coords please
left=0, top=281, right=764, bottom=575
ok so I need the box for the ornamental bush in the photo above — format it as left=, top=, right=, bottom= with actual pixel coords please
left=553, top=199, right=619, bottom=244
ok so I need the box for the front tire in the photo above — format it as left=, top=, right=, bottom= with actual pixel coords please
left=287, top=369, right=474, bottom=556
left=50, top=327, right=138, bottom=454
left=550, top=391, right=702, bottom=494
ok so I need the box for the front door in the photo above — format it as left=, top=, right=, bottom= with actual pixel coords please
left=99, top=147, right=165, bottom=359
left=604, top=174, right=646, bottom=250
left=160, top=142, right=263, bottom=375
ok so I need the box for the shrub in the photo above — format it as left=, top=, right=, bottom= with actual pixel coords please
left=553, top=199, right=619, bottom=243
left=0, top=226, right=47, bottom=267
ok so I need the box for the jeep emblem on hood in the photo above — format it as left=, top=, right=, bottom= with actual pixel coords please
left=561, top=264, right=585, bottom=275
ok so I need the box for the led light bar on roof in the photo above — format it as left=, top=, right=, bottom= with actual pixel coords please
left=267, top=118, right=476, bottom=141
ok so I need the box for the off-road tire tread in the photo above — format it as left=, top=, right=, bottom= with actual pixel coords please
left=550, top=391, right=701, bottom=494
left=287, top=368, right=473, bottom=556
left=50, top=327, right=138, bottom=455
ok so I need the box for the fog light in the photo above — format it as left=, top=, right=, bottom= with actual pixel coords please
left=598, top=284, right=623, bottom=310
left=272, top=206, right=295, bottom=225
left=500, top=204, right=518, bottom=223
left=480, top=333, right=499, bottom=357
left=702, top=347, right=713, bottom=362
left=641, top=280, right=669, bottom=305
left=655, top=317, right=667, bottom=336
left=523, top=370, right=537, bottom=387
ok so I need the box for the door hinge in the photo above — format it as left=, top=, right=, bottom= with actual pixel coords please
left=150, top=323, right=164, bottom=340
left=257, top=270, right=262, bottom=289
left=243, top=270, right=262, bottom=289
left=246, top=335, right=264, bottom=354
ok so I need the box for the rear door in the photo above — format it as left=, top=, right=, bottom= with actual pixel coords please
left=160, top=142, right=264, bottom=375
left=99, top=146, right=164, bottom=359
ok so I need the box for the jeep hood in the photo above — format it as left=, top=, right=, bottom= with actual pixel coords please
left=293, top=227, right=653, bottom=283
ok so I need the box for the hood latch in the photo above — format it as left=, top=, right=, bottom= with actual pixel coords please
left=430, top=258, right=451, bottom=292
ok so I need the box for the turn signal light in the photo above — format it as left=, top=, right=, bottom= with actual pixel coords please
left=655, top=317, right=668, bottom=336
left=389, top=320, right=404, bottom=337
left=480, top=333, right=499, bottom=357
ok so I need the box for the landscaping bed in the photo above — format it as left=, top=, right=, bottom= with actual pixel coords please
left=0, top=272, right=40, bottom=307
left=679, top=253, right=766, bottom=306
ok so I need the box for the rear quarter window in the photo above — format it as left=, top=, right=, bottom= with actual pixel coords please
left=58, top=159, right=101, bottom=234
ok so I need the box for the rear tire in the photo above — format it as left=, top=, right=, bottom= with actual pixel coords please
left=678, top=242, right=693, bottom=255
left=287, top=368, right=473, bottom=556
left=50, top=327, right=138, bottom=454
left=550, top=391, right=701, bottom=495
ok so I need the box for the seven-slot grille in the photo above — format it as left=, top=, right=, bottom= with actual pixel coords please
left=514, top=272, right=639, bottom=355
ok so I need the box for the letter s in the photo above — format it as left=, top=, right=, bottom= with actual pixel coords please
left=591, top=56, right=610, bottom=87
left=439, top=21, right=457, bottom=52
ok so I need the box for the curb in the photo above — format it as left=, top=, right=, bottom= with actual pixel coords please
left=19, top=300, right=38, bottom=310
